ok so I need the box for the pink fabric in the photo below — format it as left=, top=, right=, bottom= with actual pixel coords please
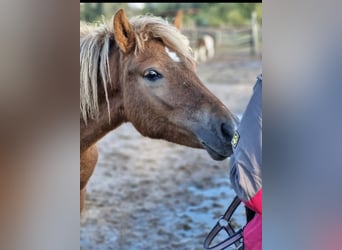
left=243, top=189, right=262, bottom=214
left=242, top=189, right=262, bottom=250
left=243, top=213, right=262, bottom=250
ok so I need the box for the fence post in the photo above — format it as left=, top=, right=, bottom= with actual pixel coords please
left=215, top=30, right=222, bottom=48
left=250, top=11, right=259, bottom=56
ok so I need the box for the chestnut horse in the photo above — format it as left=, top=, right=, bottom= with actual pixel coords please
left=80, top=9, right=237, bottom=212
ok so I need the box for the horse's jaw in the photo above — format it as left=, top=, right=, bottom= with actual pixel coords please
left=201, top=141, right=232, bottom=161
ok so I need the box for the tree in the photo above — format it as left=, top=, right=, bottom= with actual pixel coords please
left=80, top=3, right=262, bottom=28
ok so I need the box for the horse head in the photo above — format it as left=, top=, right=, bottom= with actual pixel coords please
left=111, top=9, right=237, bottom=160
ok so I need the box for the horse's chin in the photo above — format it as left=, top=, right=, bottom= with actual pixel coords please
left=202, top=142, right=233, bottom=161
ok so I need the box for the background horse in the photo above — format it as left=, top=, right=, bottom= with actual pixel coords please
left=194, top=34, right=215, bottom=63
left=80, top=9, right=237, bottom=212
left=172, top=10, right=183, bottom=30
left=171, top=10, right=215, bottom=63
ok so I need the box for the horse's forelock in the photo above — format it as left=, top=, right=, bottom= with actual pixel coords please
left=129, top=16, right=194, bottom=61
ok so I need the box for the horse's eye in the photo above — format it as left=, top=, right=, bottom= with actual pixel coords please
left=143, top=69, right=163, bottom=82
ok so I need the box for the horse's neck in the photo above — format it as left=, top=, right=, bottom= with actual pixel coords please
left=80, top=51, right=125, bottom=154
left=80, top=92, right=125, bottom=153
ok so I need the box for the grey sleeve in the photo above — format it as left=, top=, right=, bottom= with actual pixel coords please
left=229, top=76, right=262, bottom=202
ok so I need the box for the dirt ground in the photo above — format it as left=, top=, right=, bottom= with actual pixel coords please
left=80, top=46, right=262, bottom=250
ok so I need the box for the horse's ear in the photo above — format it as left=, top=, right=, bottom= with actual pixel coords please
left=172, top=10, right=183, bottom=30
left=113, top=9, right=135, bottom=53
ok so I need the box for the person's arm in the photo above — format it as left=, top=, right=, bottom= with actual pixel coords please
left=229, top=75, right=262, bottom=214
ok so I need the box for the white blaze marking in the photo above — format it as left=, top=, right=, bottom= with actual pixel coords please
left=165, top=47, right=180, bottom=62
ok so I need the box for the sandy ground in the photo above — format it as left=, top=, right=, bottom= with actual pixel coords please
left=80, top=47, right=262, bottom=250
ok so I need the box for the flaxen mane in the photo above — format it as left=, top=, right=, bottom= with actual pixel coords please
left=80, top=15, right=194, bottom=124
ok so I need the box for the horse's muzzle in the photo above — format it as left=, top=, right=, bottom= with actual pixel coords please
left=194, top=120, right=235, bottom=161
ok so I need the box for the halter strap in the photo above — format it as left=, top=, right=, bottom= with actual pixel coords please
left=203, top=196, right=244, bottom=250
